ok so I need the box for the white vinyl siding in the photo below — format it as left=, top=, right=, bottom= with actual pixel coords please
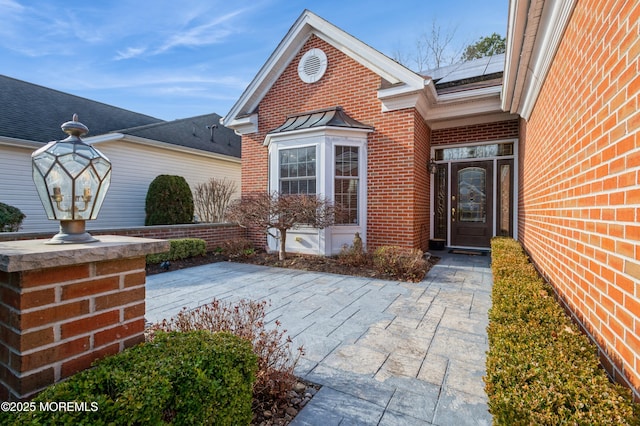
left=0, top=140, right=241, bottom=232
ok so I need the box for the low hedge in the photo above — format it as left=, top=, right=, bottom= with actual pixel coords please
left=147, top=238, right=207, bottom=264
left=0, top=202, right=25, bottom=232
left=485, top=237, right=638, bottom=425
left=2, top=331, right=257, bottom=425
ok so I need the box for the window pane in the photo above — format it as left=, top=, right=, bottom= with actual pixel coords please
left=334, top=146, right=360, bottom=224
left=435, top=143, right=513, bottom=161
left=457, top=167, right=486, bottom=223
left=279, top=146, right=317, bottom=195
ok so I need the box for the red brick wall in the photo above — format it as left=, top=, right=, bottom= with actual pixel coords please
left=519, top=0, right=639, bottom=398
left=431, top=120, right=519, bottom=146
left=0, top=223, right=247, bottom=252
left=0, top=257, right=146, bottom=400
left=241, top=36, right=431, bottom=251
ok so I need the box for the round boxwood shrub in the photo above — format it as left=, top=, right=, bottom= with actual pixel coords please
left=0, top=202, right=26, bottom=232
left=2, top=331, right=257, bottom=425
left=145, top=175, right=194, bottom=226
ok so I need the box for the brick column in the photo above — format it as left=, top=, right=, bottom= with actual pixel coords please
left=0, top=236, right=168, bottom=401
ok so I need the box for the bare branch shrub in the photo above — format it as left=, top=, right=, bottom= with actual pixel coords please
left=373, top=246, right=428, bottom=282
left=338, top=232, right=370, bottom=267
left=219, top=238, right=256, bottom=258
left=193, top=178, right=237, bottom=223
left=147, top=299, right=304, bottom=413
left=226, top=191, right=344, bottom=260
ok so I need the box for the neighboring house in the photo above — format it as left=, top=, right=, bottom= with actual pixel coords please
left=223, top=3, right=638, bottom=400
left=0, top=75, right=241, bottom=232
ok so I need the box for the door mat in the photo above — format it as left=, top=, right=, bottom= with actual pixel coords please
left=448, top=249, right=487, bottom=256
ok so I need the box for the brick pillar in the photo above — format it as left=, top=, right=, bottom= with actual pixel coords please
left=0, top=235, right=168, bottom=401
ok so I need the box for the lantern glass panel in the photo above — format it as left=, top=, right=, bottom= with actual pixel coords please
left=91, top=169, right=111, bottom=219
left=93, top=157, right=111, bottom=179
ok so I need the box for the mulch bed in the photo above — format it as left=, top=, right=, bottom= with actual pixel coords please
left=147, top=250, right=439, bottom=281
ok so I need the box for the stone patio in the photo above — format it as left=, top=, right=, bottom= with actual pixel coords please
left=145, top=251, right=493, bottom=425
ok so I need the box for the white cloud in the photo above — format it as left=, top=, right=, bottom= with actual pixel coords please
left=155, top=9, right=245, bottom=54
left=0, top=0, right=24, bottom=12
left=114, top=47, right=147, bottom=60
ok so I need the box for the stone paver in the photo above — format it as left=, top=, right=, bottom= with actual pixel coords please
left=146, top=251, right=493, bottom=425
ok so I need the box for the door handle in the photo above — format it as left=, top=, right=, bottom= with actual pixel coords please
left=451, top=207, right=456, bottom=222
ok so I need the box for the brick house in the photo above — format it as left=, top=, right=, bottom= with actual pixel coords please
left=225, top=11, right=519, bottom=256
left=224, top=1, right=638, bottom=399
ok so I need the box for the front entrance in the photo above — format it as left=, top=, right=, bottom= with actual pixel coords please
left=451, top=161, right=493, bottom=247
left=431, top=141, right=516, bottom=249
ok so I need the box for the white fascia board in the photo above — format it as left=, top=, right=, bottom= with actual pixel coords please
left=308, top=16, right=424, bottom=89
left=379, top=81, right=501, bottom=122
left=430, top=111, right=519, bottom=130
left=263, top=125, right=373, bottom=147
left=85, top=134, right=241, bottom=164
left=503, top=0, right=577, bottom=120
left=378, top=83, right=432, bottom=118
left=425, top=96, right=503, bottom=123
left=222, top=13, right=313, bottom=127
left=519, top=0, right=576, bottom=119
left=437, top=85, right=503, bottom=103
left=225, top=114, right=258, bottom=135
left=0, top=137, right=43, bottom=150
left=502, top=0, right=529, bottom=112
left=223, top=10, right=425, bottom=127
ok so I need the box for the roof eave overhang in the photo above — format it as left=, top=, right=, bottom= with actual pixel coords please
left=502, top=0, right=577, bottom=120
left=222, top=10, right=424, bottom=133
left=85, top=133, right=241, bottom=163
left=0, top=136, right=44, bottom=150
left=379, top=80, right=507, bottom=125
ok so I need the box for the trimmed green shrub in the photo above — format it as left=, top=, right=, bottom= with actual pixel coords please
left=0, top=202, right=25, bottom=232
left=148, top=299, right=303, bottom=414
left=485, top=237, right=638, bottom=425
left=2, top=331, right=257, bottom=425
left=146, top=238, right=207, bottom=264
left=145, top=175, right=194, bottom=226
left=373, top=246, right=427, bottom=282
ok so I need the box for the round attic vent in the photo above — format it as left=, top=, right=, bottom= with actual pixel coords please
left=298, top=48, right=327, bottom=83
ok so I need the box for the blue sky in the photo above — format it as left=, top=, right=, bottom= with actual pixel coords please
left=1, top=0, right=508, bottom=121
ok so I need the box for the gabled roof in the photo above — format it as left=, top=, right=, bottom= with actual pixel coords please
left=0, top=75, right=240, bottom=158
left=115, top=113, right=240, bottom=158
left=0, top=74, right=162, bottom=143
left=223, top=10, right=515, bottom=132
left=222, top=10, right=426, bottom=132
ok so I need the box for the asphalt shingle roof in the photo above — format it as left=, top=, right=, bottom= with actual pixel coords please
left=0, top=75, right=240, bottom=158
left=117, top=113, right=240, bottom=158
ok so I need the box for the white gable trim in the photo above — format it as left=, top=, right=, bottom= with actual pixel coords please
left=223, top=10, right=424, bottom=133
left=502, top=0, right=577, bottom=120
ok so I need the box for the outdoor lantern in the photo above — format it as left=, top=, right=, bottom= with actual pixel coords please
left=32, top=114, right=112, bottom=244
left=428, top=159, right=438, bottom=174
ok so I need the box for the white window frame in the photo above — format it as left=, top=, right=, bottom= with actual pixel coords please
left=266, top=128, right=368, bottom=256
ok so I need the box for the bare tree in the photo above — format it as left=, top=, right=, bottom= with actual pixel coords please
left=226, top=192, right=343, bottom=261
left=193, top=178, right=237, bottom=223
left=393, top=19, right=461, bottom=72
